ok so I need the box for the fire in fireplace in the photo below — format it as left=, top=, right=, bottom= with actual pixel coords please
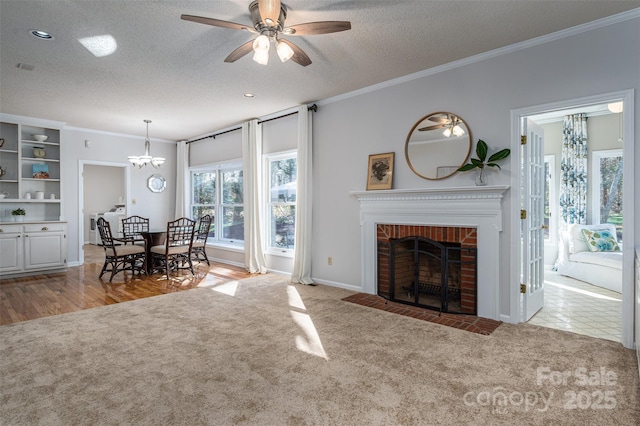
left=377, top=225, right=477, bottom=314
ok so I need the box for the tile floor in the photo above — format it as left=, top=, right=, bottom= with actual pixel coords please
left=527, top=266, right=622, bottom=343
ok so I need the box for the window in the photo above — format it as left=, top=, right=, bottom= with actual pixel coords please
left=192, top=171, right=216, bottom=237
left=543, top=155, right=556, bottom=243
left=266, top=152, right=296, bottom=253
left=591, top=149, right=623, bottom=241
left=191, top=164, right=244, bottom=244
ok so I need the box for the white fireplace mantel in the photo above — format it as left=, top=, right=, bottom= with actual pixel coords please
left=351, top=186, right=509, bottom=320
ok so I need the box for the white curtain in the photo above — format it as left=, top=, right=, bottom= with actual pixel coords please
left=291, top=105, right=313, bottom=284
left=242, top=119, right=267, bottom=274
left=175, top=140, right=189, bottom=219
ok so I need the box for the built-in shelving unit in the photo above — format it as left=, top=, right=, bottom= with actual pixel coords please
left=0, top=116, right=63, bottom=222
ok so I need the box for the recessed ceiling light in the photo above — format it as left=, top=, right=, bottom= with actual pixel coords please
left=30, top=29, right=54, bottom=40
left=243, top=93, right=255, bottom=98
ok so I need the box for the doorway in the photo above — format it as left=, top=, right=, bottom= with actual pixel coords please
left=78, top=160, right=130, bottom=265
left=511, top=90, right=635, bottom=349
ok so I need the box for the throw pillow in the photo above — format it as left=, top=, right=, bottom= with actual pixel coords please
left=581, top=228, right=620, bottom=252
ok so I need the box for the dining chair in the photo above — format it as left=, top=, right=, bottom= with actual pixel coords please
left=96, top=217, right=146, bottom=282
left=121, top=215, right=149, bottom=245
left=149, top=217, right=196, bottom=275
left=191, top=214, right=212, bottom=265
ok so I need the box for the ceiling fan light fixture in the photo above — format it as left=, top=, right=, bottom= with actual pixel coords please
left=252, top=34, right=270, bottom=65
left=252, top=48, right=269, bottom=65
left=276, top=39, right=293, bottom=62
left=253, top=34, right=270, bottom=51
left=442, top=127, right=452, bottom=138
left=452, top=124, right=465, bottom=137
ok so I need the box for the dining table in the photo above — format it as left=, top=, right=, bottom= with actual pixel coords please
left=140, top=229, right=166, bottom=274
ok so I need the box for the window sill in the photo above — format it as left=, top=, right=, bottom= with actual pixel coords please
left=207, top=242, right=244, bottom=253
left=265, top=248, right=294, bottom=259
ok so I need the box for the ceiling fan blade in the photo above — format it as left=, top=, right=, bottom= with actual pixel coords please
left=181, top=14, right=255, bottom=32
left=425, top=116, right=449, bottom=123
left=258, top=0, right=281, bottom=25
left=279, top=39, right=312, bottom=66
left=224, top=40, right=255, bottom=63
left=418, top=124, right=446, bottom=131
left=284, top=21, right=351, bottom=36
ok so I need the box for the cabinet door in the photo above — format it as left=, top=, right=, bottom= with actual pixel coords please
left=0, top=232, right=23, bottom=272
left=24, top=232, right=66, bottom=269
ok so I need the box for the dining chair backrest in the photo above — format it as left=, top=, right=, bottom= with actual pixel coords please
left=191, top=214, right=213, bottom=265
left=195, top=214, right=212, bottom=244
left=164, top=217, right=196, bottom=253
left=149, top=217, right=197, bottom=275
left=122, top=215, right=149, bottom=243
left=96, top=217, right=117, bottom=250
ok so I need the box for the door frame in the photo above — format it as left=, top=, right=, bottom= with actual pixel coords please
left=77, top=160, right=131, bottom=265
left=509, top=89, right=635, bottom=349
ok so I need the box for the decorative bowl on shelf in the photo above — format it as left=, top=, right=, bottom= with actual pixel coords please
left=33, top=134, right=48, bottom=142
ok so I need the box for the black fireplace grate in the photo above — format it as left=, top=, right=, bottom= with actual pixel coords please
left=402, top=281, right=461, bottom=299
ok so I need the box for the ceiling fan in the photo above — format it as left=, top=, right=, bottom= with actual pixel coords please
left=181, top=0, right=351, bottom=66
left=419, top=113, right=466, bottom=137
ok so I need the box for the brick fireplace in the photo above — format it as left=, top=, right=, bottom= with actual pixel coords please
left=351, top=186, right=508, bottom=321
left=377, top=225, right=477, bottom=314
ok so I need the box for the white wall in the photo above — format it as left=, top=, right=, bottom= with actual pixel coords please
left=309, top=16, right=639, bottom=322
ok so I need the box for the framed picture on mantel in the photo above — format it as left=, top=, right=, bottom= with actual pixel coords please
left=366, top=152, right=394, bottom=190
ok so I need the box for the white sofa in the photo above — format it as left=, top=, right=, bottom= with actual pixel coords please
left=555, top=223, right=622, bottom=293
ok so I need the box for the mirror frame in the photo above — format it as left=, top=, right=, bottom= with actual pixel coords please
left=405, top=112, right=472, bottom=180
left=147, top=174, right=166, bottom=193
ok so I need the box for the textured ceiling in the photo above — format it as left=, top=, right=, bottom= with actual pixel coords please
left=1, top=1, right=638, bottom=141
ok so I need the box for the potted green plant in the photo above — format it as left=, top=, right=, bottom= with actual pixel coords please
left=458, top=139, right=511, bottom=185
left=11, top=208, right=26, bottom=222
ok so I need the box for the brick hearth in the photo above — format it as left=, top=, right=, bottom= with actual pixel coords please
left=342, top=293, right=502, bottom=335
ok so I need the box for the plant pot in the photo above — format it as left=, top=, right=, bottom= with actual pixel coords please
left=475, top=168, right=488, bottom=186
left=14, top=216, right=24, bottom=222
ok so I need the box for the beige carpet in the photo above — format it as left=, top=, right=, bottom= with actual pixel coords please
left=1, top=274, right=638, bottom=425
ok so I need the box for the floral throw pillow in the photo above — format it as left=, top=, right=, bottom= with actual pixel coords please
left=581, top=228, right=620, bottom=252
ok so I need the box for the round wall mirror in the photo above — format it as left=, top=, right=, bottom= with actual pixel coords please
left=405, top=112, right=472, bottom=180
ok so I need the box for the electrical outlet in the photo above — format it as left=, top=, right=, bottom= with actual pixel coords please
left=132, top=199, right=136, bottom=205
left=328, top=256, right=332, bottom=266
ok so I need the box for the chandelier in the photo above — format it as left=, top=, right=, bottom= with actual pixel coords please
left=128, top=119, right=165, bottom=168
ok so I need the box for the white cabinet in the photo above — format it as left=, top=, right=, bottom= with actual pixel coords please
left=24, top=223, right=66, bottom=270
left=0, top=224, right=22, bottom=273
left=0, top=221, right=66, bottom=276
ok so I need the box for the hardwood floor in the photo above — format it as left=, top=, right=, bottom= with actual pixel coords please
left=0, top=245, right=249, bottom=325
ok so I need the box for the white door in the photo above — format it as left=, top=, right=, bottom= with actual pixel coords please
left=522, top=118, right=545, bottom=321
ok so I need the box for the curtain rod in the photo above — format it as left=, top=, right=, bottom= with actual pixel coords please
left=186, top=104, right=317, bottom=144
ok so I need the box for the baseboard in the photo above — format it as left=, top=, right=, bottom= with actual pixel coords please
left=310, top=277, right=363, bottom=293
